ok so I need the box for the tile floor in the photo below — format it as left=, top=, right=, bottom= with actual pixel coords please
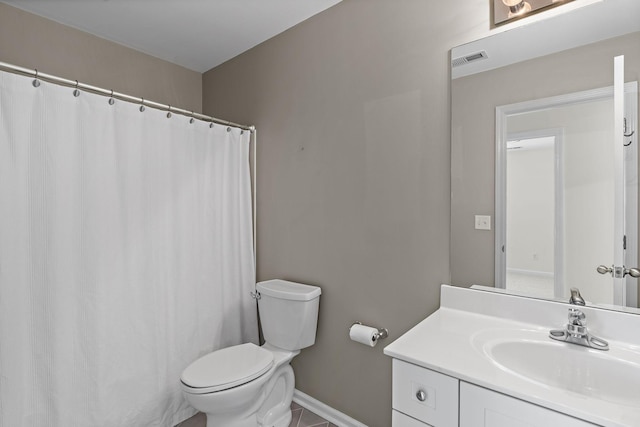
left=289, top=401, right=338, bottom=427
left=175, top=401, right=337, bottom=427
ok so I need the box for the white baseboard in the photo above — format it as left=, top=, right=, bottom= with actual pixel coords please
left=293, top=389, right=368, bottom=427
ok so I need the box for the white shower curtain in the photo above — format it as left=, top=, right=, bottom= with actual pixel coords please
left=0, top=70, right=258, bottom=426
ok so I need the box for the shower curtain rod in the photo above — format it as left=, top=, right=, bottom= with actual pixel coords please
left=0, top=60, right=255, bottom=132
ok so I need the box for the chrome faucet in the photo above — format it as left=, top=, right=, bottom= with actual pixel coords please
left=549, top=288, right=609, bottom=350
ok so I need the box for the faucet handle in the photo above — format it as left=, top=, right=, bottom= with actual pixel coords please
left=569, top=288, right=586, bottom=305
left=568, top=307, right=586, bottom=326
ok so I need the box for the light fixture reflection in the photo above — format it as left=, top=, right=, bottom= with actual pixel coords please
left=494, top=0, right=575, bottom=26
left=502, top=0, right=533, bottom=18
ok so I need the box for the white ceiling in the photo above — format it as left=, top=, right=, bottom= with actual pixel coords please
left=1, top=0, right=342, bottom=73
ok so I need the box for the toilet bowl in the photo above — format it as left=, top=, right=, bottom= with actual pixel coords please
left=180, top=280, right=321, bottom=427
left=181, top=343, right=299, bottom=427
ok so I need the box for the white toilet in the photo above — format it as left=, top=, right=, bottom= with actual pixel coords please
left=180, top=279, right=321, bottom=427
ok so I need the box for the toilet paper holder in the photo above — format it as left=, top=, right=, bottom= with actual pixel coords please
left=350, top=321, right=389, bottom=342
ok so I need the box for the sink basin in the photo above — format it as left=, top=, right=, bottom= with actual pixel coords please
left=473, top=329, right=640, bottom=407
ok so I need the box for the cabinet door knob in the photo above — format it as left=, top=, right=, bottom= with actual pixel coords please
left=416, top=390, right=427, bottom=402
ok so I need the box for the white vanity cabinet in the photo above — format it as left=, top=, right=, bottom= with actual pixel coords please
left=459, top=382, right=596, bottom=427
left=392, top=410, right=433, bottom=427
left=384, top=286, right=640, bottom=426
left=391, top=360, right=596, bottom=427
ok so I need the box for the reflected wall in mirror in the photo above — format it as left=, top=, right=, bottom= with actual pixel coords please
left=450, top=2, right=640, bottom=311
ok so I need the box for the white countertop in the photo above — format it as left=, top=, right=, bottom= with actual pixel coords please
left=384, top=285, right=640, bottom=427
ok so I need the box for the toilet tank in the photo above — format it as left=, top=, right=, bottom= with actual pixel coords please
left=256, top=280, right=321, bottom=351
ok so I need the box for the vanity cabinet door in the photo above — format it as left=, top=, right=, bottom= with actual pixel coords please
left=459, top=382, right=597, bottom=427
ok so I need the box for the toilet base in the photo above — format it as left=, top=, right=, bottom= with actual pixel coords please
left=192, top=361, right=296, bottom=427
left=266, top=410, right=292, bottom=427
left=205, top=413, right=255, bottom=427
left=257, top=364, right=295, bottom=427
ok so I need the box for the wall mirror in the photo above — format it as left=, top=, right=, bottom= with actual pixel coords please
left=450, top=0, right=640, bottom=312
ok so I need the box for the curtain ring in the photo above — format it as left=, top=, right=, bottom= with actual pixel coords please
left=108, top=90, right=115, bottom=105
left=73, top=80, right=80, bottom=97
left=209, top=122, right=214, bottom=129
left=189, top=112, right=195, bottom=124
left=139, top=98, right=145, bottom=112
left=226, top=127, right=231, bottom=132
left=166, top=105, right=172, bottom=118
left=32, top=69, right=41, bottom=87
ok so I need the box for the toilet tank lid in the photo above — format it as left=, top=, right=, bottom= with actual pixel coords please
left=257, top=279, right=321, bottom=301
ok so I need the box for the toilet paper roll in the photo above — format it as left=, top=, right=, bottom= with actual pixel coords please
left=349, top=324, right=378, bottom=347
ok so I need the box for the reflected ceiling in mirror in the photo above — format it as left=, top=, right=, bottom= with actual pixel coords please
left=494, top=0, right=575, bottom=27
left=453, top=0, right=640, bottom=79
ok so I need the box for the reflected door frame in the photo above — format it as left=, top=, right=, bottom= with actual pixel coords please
left=495, top=82, right=638, bottom=305
left=504, top=129, right=564, bottom=299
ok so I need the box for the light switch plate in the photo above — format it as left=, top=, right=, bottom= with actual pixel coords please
left=475, top=215, right=491, bottom=230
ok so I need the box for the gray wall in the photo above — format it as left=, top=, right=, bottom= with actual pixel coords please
left=201, top=0, right=487, bottom=425
left=0, top=0, right=553, bottom=425
left=451, top=32, right=640, bottom=287
left=0, top=2, right=202, bottom=112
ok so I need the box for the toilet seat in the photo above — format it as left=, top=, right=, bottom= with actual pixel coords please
left=181, top=343, right=274, bottom=394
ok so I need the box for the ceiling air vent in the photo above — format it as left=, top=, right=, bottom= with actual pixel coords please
left=451, top=50, right=488, bottom=68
